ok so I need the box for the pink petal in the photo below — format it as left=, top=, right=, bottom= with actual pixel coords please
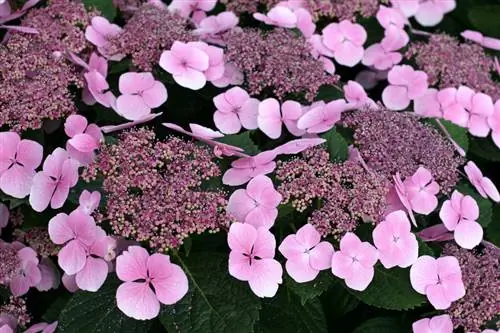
left=252, top=226, right=277, bottom=259
left=481, top=177, right=500, bottom=202
left=176, top=41, right=210, bottom=71
left=295, top=224, right=320, bottom=249
left=410, top=256, right=438, bottom=294
left=62, top=273, right=79, bottom=292
left=214, top=111, right=242, bottom=134
left=0, top=132, right=19, bottom=166
left=119, top=72, right=155, bottom=95
left=267, top=6, right=297, bottom=28
left=410, top=191, right=438, bottom=215
left=339, top=232, right=361, bottom=257
left=439, top=200, right=460, bottom=231
left=116, top=94, right=151, bottom=121
left=227, top=189, right=255, bottom=222
left=382, top=85, right=410, bottom=110
left=248, top=258, right=282, bottom=298
left=75, top=257, right=108, bottom=291
left=10, top=275, right=31, bottom=296
left=222, top=167, right=254, bottom=186
left=331, top=251, right=353, bottom=280
left=148, top=254, right=188, bottom=305
left=273, top=138, right=325, bottom=155
left=438, top=256, right=465, bottom=278
left=244, top=206, right=278, bottom=229
left=258, top=98, right=282, bottom=139
left=58, top=240, right=87, bottom=275
left=36, top=258, right=60, bottom=291
left=428, top=314, right=453, bottom=332
left=227, top=222, right=257, bottom=254
left=0, top=164, right=34, bottom=199
left=278, top=235, right=304, bottom=261
left=68, top=133, right=99, bottom=153
left=246, top=175, right=281, bottom=207
left=425, top=284, right=450, bottom=310
left=64, top=115, right=88, bottom=138
left=142, top=81, right=168, bottom=108
left=68, top=210, right=97, bottom=246
left=460, top=195, right=479, bottom=220
left=468, top=114, right=490, bottom=137
left=173, top=68, right=207, bottom=90
left=285, top=255, right=319, bottom=283
left=229, top=251, right=253, bottom=281
left=48, top=213, right=72, bottom=244
left=48, top=184, right=69, bottom=210
left=345, top=263, right=374, bottom=291
left=116, top=282, right=160, bottom=320
left=334, top=42, right=364, bottom=67
left=414, top=2, right=445, bottom=27
left=309, top=241, right=334, bottom=271
left=454, top=220, right=483, bottom=249
left=16, top=139, right=43, bottom=169
left=85, top=25, right=107, bottom=48
left=239, top=98, right=259, bottom=130
left=116, top=246, right=149, bottom=282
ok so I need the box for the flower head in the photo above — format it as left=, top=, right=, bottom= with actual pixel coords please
left=321, top=20, right=367, bottom=67
left=403, top=167, right=440, bottom=215
left=213, top=87, right=259, bottom=134
left=64, top=115, right=103, bottom=165
left=412, top=314, right=453, bottom=333
left=296, top=99, right=348, bottom=134
left=464, top=161, right=500, bottom=202
left=382, top=65, right=428, bottom=110
left=85, top=16, right=123, bottom=60
left=77, top=190, right=101, bottom=215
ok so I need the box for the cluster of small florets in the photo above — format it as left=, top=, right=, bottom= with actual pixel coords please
left=276, top=147, right=388, bottom=239
left=223, top=28, right=338, bottom=101
left=13, top=228, right=60, bottom=258
left=302, top=0, right=382, bottom=21
left=106, top=3, right=194, bottom=71
left=341, top=108, right=463, bottom=193
left=0, top=0, right=92, bottom=132
left=443, top=243, right=500, bottom=332
left=0, top=297, right=31, bottom=327
left=219, top=0, right=274, bottom=14
left=0, top=244, right=19, bottom=285
left=406, top=34, right=499, bottom=99
left=82, top=128, right=231, bottom=251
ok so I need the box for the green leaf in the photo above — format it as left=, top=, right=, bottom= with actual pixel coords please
left=42, top=293, right=72, bottom=322
left=216, top=131, right=260, bottom=155
left=57, top=276, right=152, bottom=333
left=159, top=252, right=261, bottom=333
left=432, top=119, right=469, bottom=153
left=418, top=239, right=436, bottom=257
left=469, top=5, right=500, bottom=38
left=315, top=85, right=343, bottom=102
left=258, top=290, right=328, bottom=333
left=323, top=280, right=359, bottom=319
left=486, top=205, right=500, bottom=246
left=83, top=0, right=116, bottom=21
left=352, top=317, right=409, bottom=333
left=285, top=271, right=333, bottom=305
left=469, top=138, right=500, bottom=162
left=456, top=183, right=493, bottom=228
left=347, top=266, right=426, bottom=310
left=320, top=129, right=348, bottom=162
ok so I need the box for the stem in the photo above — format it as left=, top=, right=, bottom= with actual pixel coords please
left=435, top=119, right=466, bottom=157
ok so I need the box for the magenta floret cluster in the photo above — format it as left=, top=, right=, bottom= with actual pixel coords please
left=223, top=28, right=338, bottom=101
left=83, top=128, right=231, bottom=251
left=14, top=228, right=60, bottom=258
left=276, top=147, right=387, bottom=238
left=303, top=0, right=382, bottom=21
left=0, top=297, right=31, bottom=327
left=0, top=244, right=20, bottom=285
left=341, top=108, right=464, bottom=193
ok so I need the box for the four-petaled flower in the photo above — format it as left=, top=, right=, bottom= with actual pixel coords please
left=412, top=314, right=453, bottom=333
left=322, top=20, right=367, bottom=67
left=464, top=161, right=500, bottom=202
left=213, top=87, right=259, bottom=134
left=382, top=65, right=428, bottom=110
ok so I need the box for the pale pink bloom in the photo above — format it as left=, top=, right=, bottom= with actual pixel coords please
left=211, top=62, right=244, bottom=88
left=81, top=53, right=109, bottom=106
left=456, top=87, right=494, bottom=137
left=376, top=5, right=407, bottom=29
left=228, top=222, right=283, bottom=297
left=414, top=88, right=443, bottom=118
left=64, top=115, right=103, bottom=165
left=296, top=99, right=348, bottom=134
left=362, top=26, right=408, bottom=70
left=258, top=98, right=307, bottom=138
left=331, top=232, right=378, bottom=291
left=343, top=80, right=377, bottom=110
left=392, top=173, right=417, bottom=226
left=294, top=8, right=316, bottom=37
left=403, top=167, right=440, bottom=215
left=373, top=210, right=419, bottom=269
left=48, top=210, right=97, bottom=275
left=382, top=65, right=428, bottom=110
left=61, top=273, right=79, bottom=293
left=9, top=246, right=41, bottom=296
left=85, top=16, right=123, bottom=60
left=390, top=0, right=420, bottom=17
left=417, top=224, right=453, bottom=242
left=162, top=122, right=249, bottom=158
left=84, top=70, right=116, bottom=108
left=116, top=246, right=188, bottom=320
left=194, top=11, right=239, bottom=44
left=213, top=87, right=259, bottom=134
left=279, top=224, right=334, bottom=283
left=100, top=113, right=163, bottom=134
left=115, top=72, right=167, bottom=121
left=187, top=41, right=225, bottom=82
left=308, top=35, right=337, bottom=74
left=159, top=41, right=209, bottom=90
left=29, top=148, right=79, bottom=212
left=0, top=314, right=16, bottom=333
left=272, top=137, right=326, bottom=155
left=35, top=258, right=60, bottom=292
left=461, top=30, right=500, bottom=51
left=23, top=321, right=58, bottom=333
left=488, top=100, right=500, bottom=148
left=410, top=255, right=465, bottom=309
left=322, top=20, right=367, bottom=67
left=412, top=314, right=453, bottom=333
left=0, top=203, right=8, bottom=232
left=168, top=0, right=216, bottom=18
left=464, top=161, right=500, bottom=202
left=413, top=0, right=456, bottom=27
left=227, top=175, right=282, bottom=229
left=439, top=190, right=483, bottom=249
left=77, top=190, right=101, bottom=215
left=0, top=132, right=43, bottom=198
left=253, top=5, right=297, bottom=29
left=222, top=151, right=277, bottom=186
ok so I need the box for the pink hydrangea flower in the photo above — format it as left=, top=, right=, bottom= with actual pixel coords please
left=297, top=99, right=348, bottom=134
left=213, top=87, right=259, bottom=134
left=376, top=5, right=407, bottom=29
left=279, top=224, right=334, bottom=283
left=464, top=161, right=500, bottom=202
left=461, top=30, right=500, bottom=51
left=322, top=20, right=367, bottom=67
left=330, top=232, right=379, bottom=291
left=85, top=16, right=123, bottom=60
left=457, top=87, right=494, bottom=137
left=343, top=80, right=378, bottom=110
left=413, top=88, right=443, bottom=118
left=382, top=65, right=428, bottom=110
left=9, top=246, right=41, bottom=296
left=84, top=70, right=115, bottom=108
left=412, top=314, right=453, bottom=333
left=159, top=41, right=209, bottom=90
left=372, top=210, right=419, bottom=269
left=64, top=115, right=103, bottom=166
left=187, top=41, right=225, bottom=82
left=0, top=132, right=43, bottom=199
left=362, top=25, right=408, bottom=70
left=257, top=98, right=306, bottom=138
left=77, top=190, right=101, bottom=215
left=228, top=222, right=283, bottom=298
left=168, top=0, right=216, bottom=18
left=410, top=255, right=465, bottom=309
left=211, top=62, right=244, bottom=88
left=115, top=72, right=167, bottom=121
left=227, top=175, right=282, bottom=229
left=308, top=34, right=336, bottom=74
left=402, top=167, right=440, bottom=215
left=194, top=11, right=239, bottom=45
left=81, top=53, right=109, bottom=106
left=254, top=5, right=297, bottom=28
left=439, top=190, right=483, bottom=249
left=488, top=99, right=500, bottom=148
left=24, top=321, right=58, bottom=333
left=222, top=151, right=277, bottom=186
left=29, top=148, right=79, bottom=212
left=413, top=0, right=456, bottom=27
left=116, top=246, right=188, bottom=320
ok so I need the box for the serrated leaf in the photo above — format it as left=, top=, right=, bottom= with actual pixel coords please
left=468, top=5, right=500, bottom=38
left=418, top=239, right=436, bottom=257
left=320, top=129, right=348, bottom=162
left=216, top=131, right=260, bottom=155
left=352, top=317, right=409, bottom=333
left=470, top=138, right=500, bottom=162
left=323, top=280, right=359, bottom=319
left=347, top=266, right=426, bottom=310
left=159, top=252, right=261, bottom=333
left=285, top=271, right=333, bottom=305
left=315, top=85, right=343, bottom=102
left=486, top=205, right=500, bottom=246
left=456, top=183, right=493, bottom=228
left=83, top=0, right=116, bottom=21
left=57, top=276, right=152, bottom=333
left=258, top=290, right=327, bottom=333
